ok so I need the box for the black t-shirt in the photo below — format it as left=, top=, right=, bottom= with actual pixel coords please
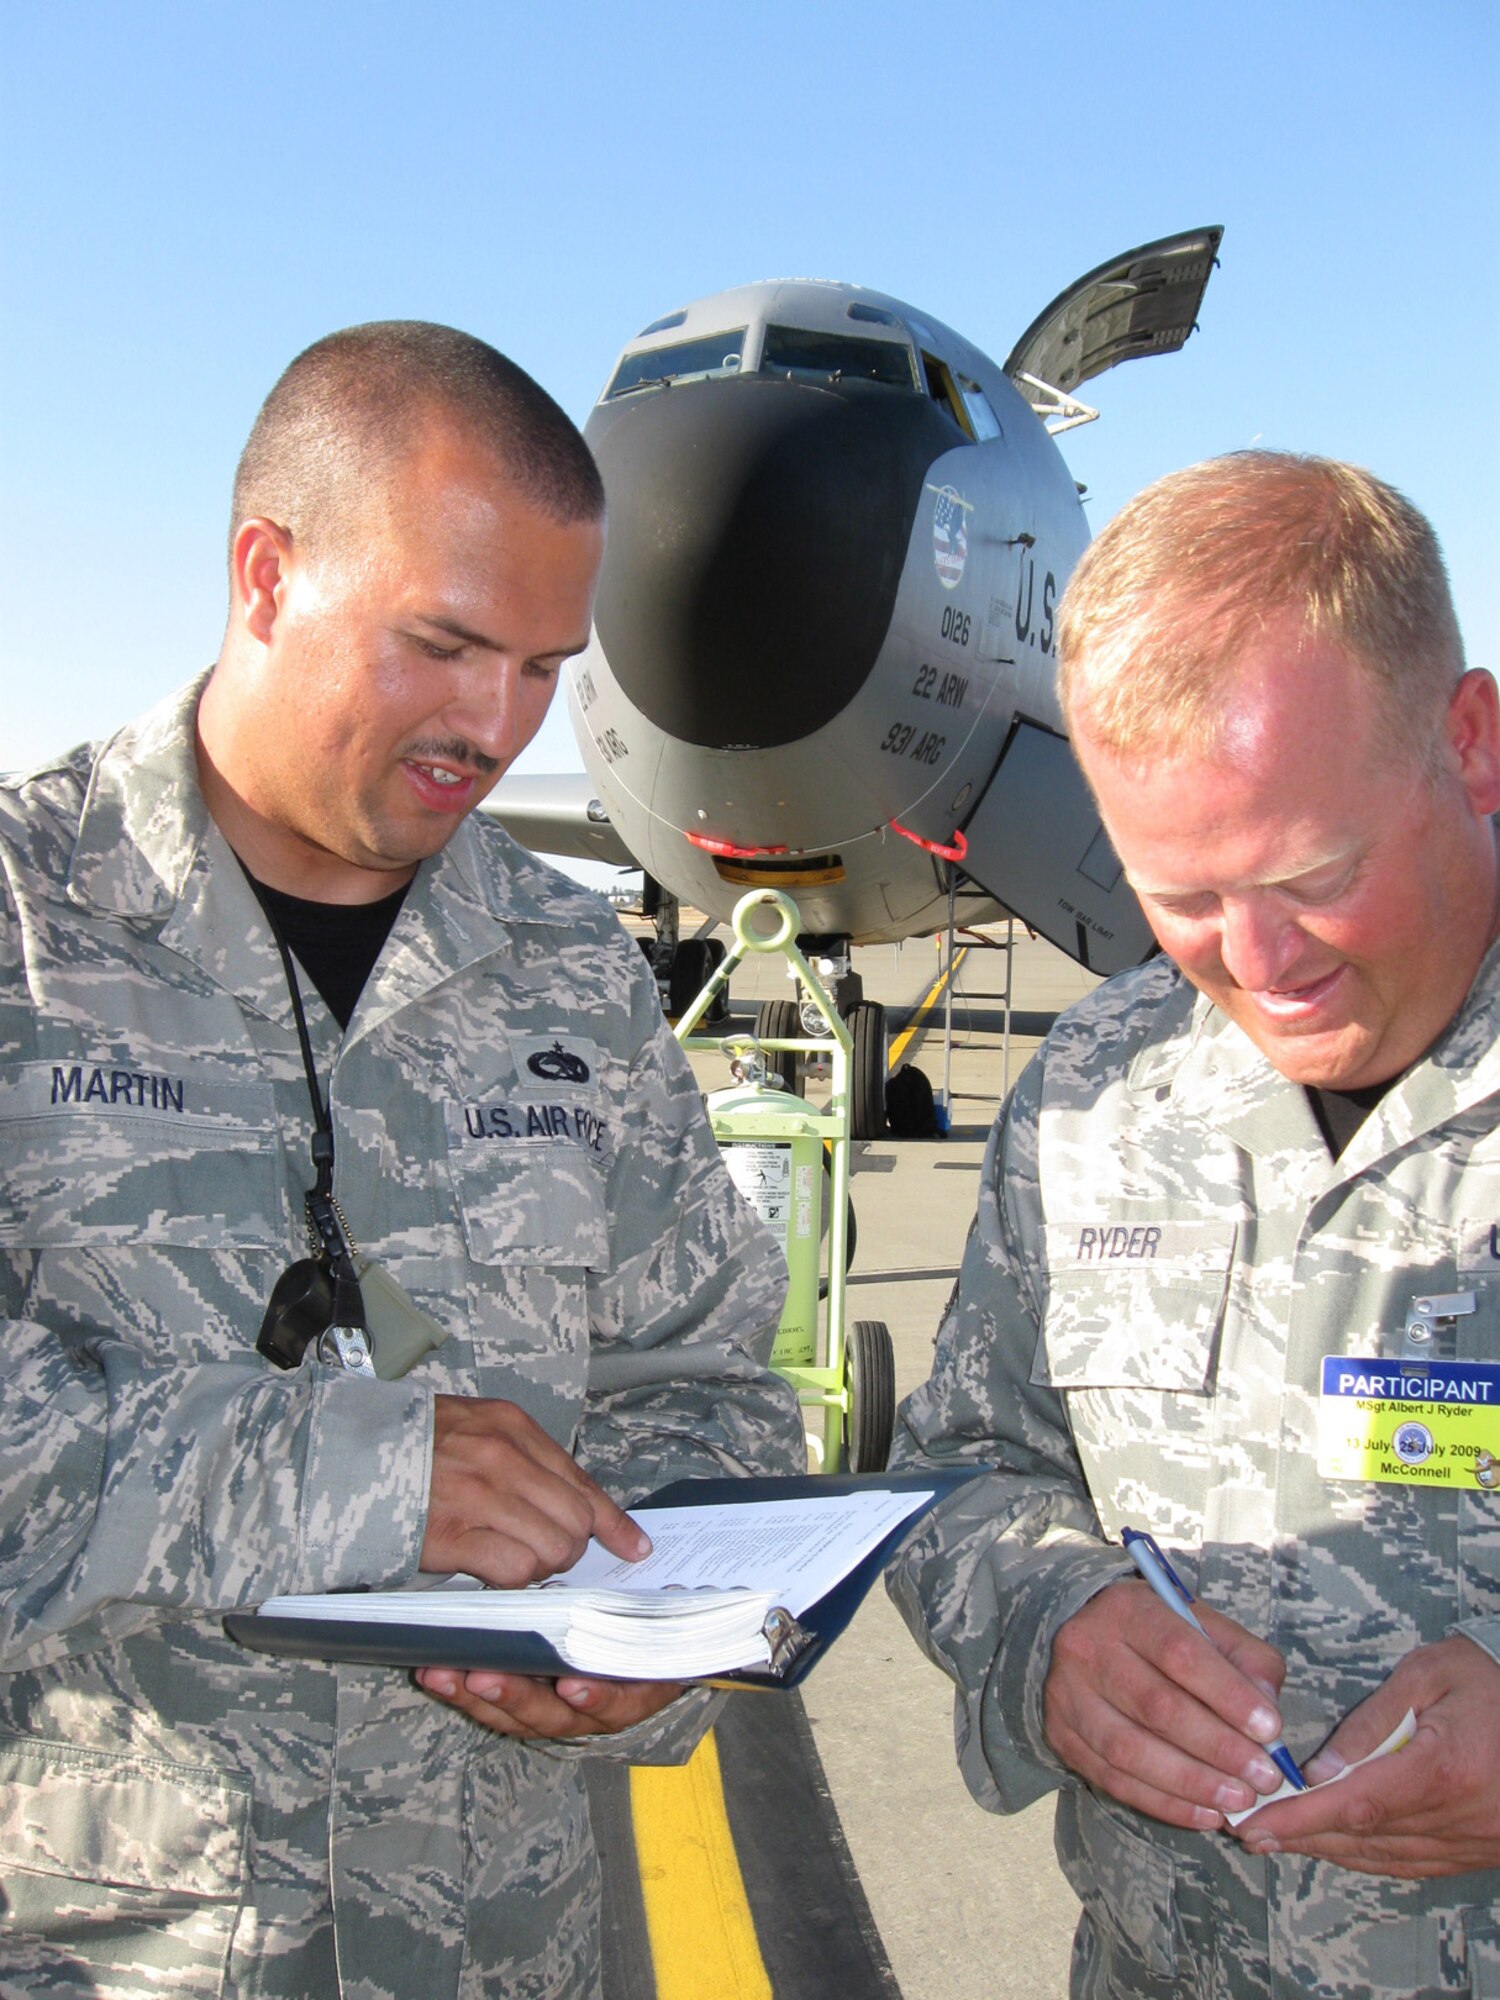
left=1305, top=1077, right=1397, bottom=1158
left=249, top=877, right=410, bottom=1030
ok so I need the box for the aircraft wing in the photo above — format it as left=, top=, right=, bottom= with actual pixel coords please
left=483, top=773, right=638, bottom=868
left=1004, top=226, right=1223, bottom=397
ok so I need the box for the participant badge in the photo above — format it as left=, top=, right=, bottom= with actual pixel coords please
left=1318, top=1356, right=1500, bottom=1488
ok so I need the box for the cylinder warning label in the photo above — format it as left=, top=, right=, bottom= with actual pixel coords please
left=722, top=1141, right=793, bottom=1231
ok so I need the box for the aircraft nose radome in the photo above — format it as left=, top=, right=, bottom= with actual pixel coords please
left=584, top=375, right=960, bottom=751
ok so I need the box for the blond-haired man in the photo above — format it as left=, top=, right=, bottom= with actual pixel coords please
left=889, top=454, right=1500, bottom=1998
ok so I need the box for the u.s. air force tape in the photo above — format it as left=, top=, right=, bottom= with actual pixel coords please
left=1317, top=1355, right=1500, bottom=1489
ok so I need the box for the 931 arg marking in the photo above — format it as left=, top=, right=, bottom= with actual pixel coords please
left=880, top=723, right=946, bottom=764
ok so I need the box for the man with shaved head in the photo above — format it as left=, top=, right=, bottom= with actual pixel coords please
left=889, top=453, right=1500, bottom=1998
left=0, top=322, right=801, bottom=1996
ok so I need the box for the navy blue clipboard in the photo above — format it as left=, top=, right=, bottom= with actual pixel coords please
left=223, top=1469, right=970, bottom=1689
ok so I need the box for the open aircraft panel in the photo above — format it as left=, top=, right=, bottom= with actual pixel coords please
left=959, top=719, right=1156, bottom=975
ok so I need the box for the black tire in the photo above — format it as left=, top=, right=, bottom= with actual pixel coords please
left=704, top=937, right=730, bottom=1025
left=845, top=1318, right=895, bottom=1472
left=668, top=940, right=715, bottom=1018
left=885, top=1061, right=937, bottom=1138
left=849, top=1000, right=888, bottom=1140
left=817, top=1151, right=857, bottom=1300
left=755, top=998, right=804, bottom=1095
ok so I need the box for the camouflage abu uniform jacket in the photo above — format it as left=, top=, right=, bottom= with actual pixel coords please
left=0, top=679, right=803, bottom=2000
left=887, top=949, right=1500, bottom=2000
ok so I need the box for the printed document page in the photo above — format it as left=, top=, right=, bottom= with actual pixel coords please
left=561, top=1487, right=934, bottom=1615
left=241, top=1484, right=940, bottom=1677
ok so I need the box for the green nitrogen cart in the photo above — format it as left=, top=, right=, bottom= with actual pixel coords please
left=673, top=890, right=896, bottom=1473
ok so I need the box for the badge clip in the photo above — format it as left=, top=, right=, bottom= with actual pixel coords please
left=1401, top=1290, right=1476, bottom=1364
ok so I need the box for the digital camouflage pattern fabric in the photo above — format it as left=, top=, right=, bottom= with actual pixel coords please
left=888, top=950, right=1500, bottom=1999
left=0, top=678, right=804, bottom=1999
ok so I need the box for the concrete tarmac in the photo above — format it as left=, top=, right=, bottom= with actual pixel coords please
left=671, top=919, right=1102, bottom=2000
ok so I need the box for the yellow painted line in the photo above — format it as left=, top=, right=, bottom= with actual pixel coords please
left=629, top=1728, right=773, bottom=2000
left=888, top=943, right=968, bottom=1069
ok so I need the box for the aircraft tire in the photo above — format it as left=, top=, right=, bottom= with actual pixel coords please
left=668, top=939, right=716, bottom=1018
left=755, top=999, right=803, bottom=1095
left=704, top=937, right=729, bottom=1025
left=844, top=1318, right=895, bottom=1472
left=849, top=1000, right=888, bottom=1140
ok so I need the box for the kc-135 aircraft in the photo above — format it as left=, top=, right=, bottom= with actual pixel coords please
left=490, top=228, right=1223, bottom=1136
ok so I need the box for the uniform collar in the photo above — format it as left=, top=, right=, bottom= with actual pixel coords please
left=64, top=672, right=570, bottom=1024
left=1129, top=945, right=1500, bottom=1169
left=66, top=674, right=215, bottom=921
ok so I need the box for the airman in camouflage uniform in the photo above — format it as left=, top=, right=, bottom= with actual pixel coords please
left=888, top=454, right=1500, bottom=1997
left=0, top=323, right=803, bottom=1998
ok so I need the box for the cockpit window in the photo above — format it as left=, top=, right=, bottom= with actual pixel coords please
left=958, top=376, right=1003, bottom=441
left=847, top=302, right=900, bottom=328
left=760, top=325, right=916, bottom=389
left=605, top=330, right=746, bottom=398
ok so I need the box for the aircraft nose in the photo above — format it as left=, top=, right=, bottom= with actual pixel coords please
left=584, top=375, right=960, bottom=751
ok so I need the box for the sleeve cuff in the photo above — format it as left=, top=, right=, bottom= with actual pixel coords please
left=296, top=1370, right=434, bottom=1594
left=980, top=1546, right=1135, bottom=1805
left=1451, top=1617, right=1500, bottom=1671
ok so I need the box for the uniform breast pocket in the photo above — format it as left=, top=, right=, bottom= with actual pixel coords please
left=445, top=1114, right=612, bottom=1412
left=446, top=1115, right=611, bottom=1271
left=0, top=1060, right=280, bottom=1250
left=1034, top=1219, right=1236, bottom=1532
left=1036, top=1218, right=1236, bottom=1392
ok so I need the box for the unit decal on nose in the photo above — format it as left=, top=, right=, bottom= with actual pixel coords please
left=930, top=485, right=972, bottom=590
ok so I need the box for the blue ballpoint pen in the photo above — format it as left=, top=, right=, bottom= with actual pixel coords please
left=1120, top=1527, right=1307, bottom=1791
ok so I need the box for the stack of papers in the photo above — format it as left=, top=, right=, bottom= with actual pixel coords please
left=258, top=1578, right=781, bottom=1679
left=250, top=1486, right=934, bottom=1680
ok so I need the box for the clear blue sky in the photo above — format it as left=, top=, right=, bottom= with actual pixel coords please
left=4, top=0, right=1496, bottom=847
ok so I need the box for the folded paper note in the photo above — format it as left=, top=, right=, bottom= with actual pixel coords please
left=1226, top=1709, right=1418, bottom=1827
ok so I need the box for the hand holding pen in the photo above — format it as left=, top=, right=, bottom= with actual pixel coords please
left=1121, top=1529, right=1306, bottom=1793
left=1042, top=1530, right=1299, bottom=1832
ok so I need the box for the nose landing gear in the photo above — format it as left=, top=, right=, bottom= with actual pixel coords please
left=754, top=937, right=888, bottom=1140
left=637, top=876, right=730, bottom=1024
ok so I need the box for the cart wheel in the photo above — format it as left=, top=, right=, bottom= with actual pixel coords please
left=817, top=1151, right=857, bottom=1299
left=844, top=1318, right=895, bottom=1472
left=849, top=1000, right=888, bottom=1140
left=755, top=999, right=804, bottom=1095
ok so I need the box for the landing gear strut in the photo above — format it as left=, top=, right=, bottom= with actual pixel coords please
left=754, top=934, right=887, bottom=1141
left=641, top=876, right=729, bottom=1024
